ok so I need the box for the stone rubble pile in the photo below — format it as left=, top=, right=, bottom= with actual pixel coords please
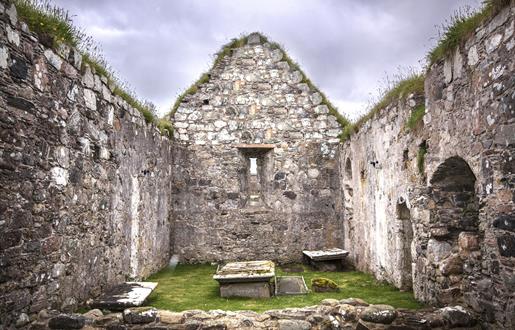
left=29, top=298, right=478, bottom=329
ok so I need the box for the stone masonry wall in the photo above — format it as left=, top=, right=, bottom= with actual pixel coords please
left=171, top=33, right=343, bottom=263
left=340, top=5, right=514, bottom=328
left=0, top=1, right=173, bottom=326
left=339, top=93, right=424, bottom=290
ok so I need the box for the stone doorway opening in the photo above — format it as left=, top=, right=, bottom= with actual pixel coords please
left=428, top=156, right=480, bottom=305
left=237, top=144, right=274, bottom=208
left=397, top=198, right=413, bottom=290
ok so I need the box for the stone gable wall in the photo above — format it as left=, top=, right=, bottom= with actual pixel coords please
left=171, top=35, right=344, bottom=263
left=339, top=5, right=514, bottom=328
left=0, top=1, right=173, bottom=326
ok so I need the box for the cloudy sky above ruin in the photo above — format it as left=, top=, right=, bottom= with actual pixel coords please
left=53, top=0, right=482, bottom=119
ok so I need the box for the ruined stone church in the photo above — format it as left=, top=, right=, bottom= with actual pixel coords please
left=1, top=0, right=514, bottom=328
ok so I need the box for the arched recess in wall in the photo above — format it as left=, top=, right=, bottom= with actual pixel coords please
left=397, top=198, right=413, bottom=290
left=427, top=156, right=480, bottom=305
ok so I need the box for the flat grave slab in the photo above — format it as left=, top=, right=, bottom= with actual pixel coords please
left=213, top=260, right=275, bottom=283
left=303, top=248, right=349, bottom=261
left=303, top=248, right=349, bottom=271
left=89, top=282, right=158, bottom=311
left=213, top=260, right=275, bottom=298
left=275, top=276, right=308, bottom=295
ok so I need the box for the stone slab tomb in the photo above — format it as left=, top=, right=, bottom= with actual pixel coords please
left=303, top=248, right=349, bottom=271
left=89, top=282, right=158, bottom=311
left=275, top=276, right=308, bottom=295
left=213, top=261, right=275, bottom=298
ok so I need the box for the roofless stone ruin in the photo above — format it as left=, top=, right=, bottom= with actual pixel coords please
left=1, top=0, right=514, bottom=328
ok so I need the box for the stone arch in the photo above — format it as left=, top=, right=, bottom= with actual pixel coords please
left=429, top=156, right=479, bottom=237
left=426, top=156, right=480, bottom=305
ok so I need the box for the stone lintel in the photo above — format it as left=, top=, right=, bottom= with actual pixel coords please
left=235, top=143, right=275, bottom=149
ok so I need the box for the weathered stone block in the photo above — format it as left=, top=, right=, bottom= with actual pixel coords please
left=48, top=314, right=86, bottom=329
left=123, top=307, right=158, bottom=324
left=277, top=319, right=311, bottom=330
left=438, top=306, right=476, bottom=328
left=497, top=234, right=515, bottom=257
left=458, top=232, right=479, bottom=253
left=360, top=305, right=397, bottom=324
left=219, top=282, right=271, bottom=298
left=439, top=254, right=463, bottom=275
left=158, top=311, right=184, bottom=324
left=493, top=214, right=515, bottom=232
left=427, top=239, right=452, bottom=263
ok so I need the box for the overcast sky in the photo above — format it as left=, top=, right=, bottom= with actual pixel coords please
left=53, top=0, right=482, bottom=119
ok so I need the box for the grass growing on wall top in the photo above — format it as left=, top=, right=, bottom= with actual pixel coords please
left=13, top=0, right=173, bottom=136
left=428, top=0, right=512, bottom=65
left=341, top=72, right=425, bottom=142
left=167, top=32, right=351, bottom=132
left=13, top=0, right=81, bottom=47
left=145, top=264, right=424, bottom=312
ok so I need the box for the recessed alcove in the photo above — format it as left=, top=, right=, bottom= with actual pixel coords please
left=236, top=144, right=274, bottom=208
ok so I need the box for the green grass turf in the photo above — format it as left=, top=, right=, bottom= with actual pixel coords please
left=145, top=264, right=424, bottom=312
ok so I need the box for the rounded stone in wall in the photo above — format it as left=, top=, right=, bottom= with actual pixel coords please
left=241, top=130, right=253, bottom=142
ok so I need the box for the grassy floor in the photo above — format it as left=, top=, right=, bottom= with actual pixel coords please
left=146, top=264, right=423, bottom=312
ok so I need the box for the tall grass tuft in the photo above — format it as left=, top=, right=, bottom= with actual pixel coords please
left=340, top=71, right=425, bottom=142
left=428, top=0, right=512, bottom=65
left=14, top=0, right=81, bottom=47
left=13, top=0, right=173, bottom=136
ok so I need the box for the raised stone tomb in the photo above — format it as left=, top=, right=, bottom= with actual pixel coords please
left=213, top=260, right=275, bottom=298
left=303, top=248, right=350, bottom=271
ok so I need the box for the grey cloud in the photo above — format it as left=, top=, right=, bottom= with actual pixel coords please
left=53, top=0, right=482, bottom=118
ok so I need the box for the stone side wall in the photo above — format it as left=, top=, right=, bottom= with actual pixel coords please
left=338, top=93, right=424, bottom=290
left=340, top=5, right=514, bottom=328
left=0, top=1, right=173, bottom=326
left=171, top=34, right=343, bottom=263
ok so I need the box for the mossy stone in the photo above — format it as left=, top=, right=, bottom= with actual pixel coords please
left=311, top=277, right=340, bottom=292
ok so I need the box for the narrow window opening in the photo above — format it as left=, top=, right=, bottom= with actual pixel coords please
left=237, top=144, right=274, bottom=209
left=248, top=157, right=261, bottom=206
left=249, top=157, right=257, bottom=175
